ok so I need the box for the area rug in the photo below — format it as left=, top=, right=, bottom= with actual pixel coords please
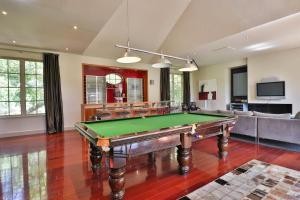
left=179, top=160, right=300, bottom=200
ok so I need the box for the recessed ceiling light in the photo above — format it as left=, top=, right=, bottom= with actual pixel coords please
left=73, top=25, right=78, bottom=30
left=2, top=11, right=7, bottom=15
left=65, top=47, right=69, bottom=51
left=12, top=40, right=16, bottom=44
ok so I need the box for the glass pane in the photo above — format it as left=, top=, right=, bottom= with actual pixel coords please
left=8, top=60, right=20, bottom=73
left=105, top=73, right=122, bottom=85
left=9, top=74, right=20, bottom=87
left=26, top=101, right=37, bottom=114
left=25, top=61, right=36, bottom=74
left=9, top=88, right=20, bottom=101
left=0, top=102, right=8, bottom=115
left=36, top=75, right=43, bottom=87
left=37, top=101, right=45, bottom=114
left=25, top=75, right=36, bottom=87
left=0, top=88, right=8, bottom=101
left=36, top=62, right=43, bottom=74
left=26, top=88, right=37, bottom=101
left=37, top=88, right=44, bottom=100
left=0, top=59, right=8, bottom=73
left=9, top=101, right=21, bottom=115
left=0, top=73, right=8, bottom=87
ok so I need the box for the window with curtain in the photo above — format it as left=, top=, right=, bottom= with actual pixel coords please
left=0, top=58, right=45, bottom=117
left=170, top=73, right=183, bottom=105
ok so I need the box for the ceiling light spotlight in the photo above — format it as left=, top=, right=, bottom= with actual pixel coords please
left=73, top=25, right=78, bottom=30
left=179, top=59, right=198, bottom=72
left=152, top=55, right=172, bottom=68
left=12, top=40, right=16, bottom=44
left=2, top=11, right=7, bottom=15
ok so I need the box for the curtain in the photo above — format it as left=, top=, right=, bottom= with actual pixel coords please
left=43, top=53, right=64, bottom=134
left=183, top=72, right=190, bottom=105
left=160, top=68, right=170, bottom=101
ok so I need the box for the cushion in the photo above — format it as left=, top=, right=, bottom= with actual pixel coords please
left=234, top=110, right=253, bottom=116
left=217, top=110, right=234, bottom=115
left=253, top=111, right=291, bottom=119
left=294, top=112, right=300, bottom=119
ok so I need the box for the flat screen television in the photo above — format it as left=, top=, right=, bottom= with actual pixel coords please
left=256, top=81, right=285, bottom=97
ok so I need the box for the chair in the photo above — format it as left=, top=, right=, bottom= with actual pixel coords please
left=182, top=103, right=189, bottom=111
left=133, top=108, right=148, bottom=117
left=96, top=112, right=112, bottom=120
left=189, top=102, right=198, bottom=111
left=115, top=110, right=131, bottom=118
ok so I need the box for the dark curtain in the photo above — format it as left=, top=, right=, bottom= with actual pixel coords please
left=160, top=68, right=170, bottom=101
left=43, top=53, right=64, bottom=134
left=183, top=72, right=190, bottom=105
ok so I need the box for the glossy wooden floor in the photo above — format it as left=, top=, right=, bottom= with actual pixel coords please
left=1, top=131, right=300, bottom=200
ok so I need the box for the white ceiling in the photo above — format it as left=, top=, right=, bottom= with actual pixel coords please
left=1, top=0, right=300, bottom=66
left=0, top=0, right=122, bottom=53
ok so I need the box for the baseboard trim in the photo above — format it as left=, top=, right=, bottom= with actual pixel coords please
left=0, top=126, right=75, bottom=139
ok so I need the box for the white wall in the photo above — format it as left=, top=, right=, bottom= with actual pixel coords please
left=247, top=48, right=300, bottom=113
left=0, top=49, right=160, bottom=138
left=191, top=60, right=246, bottom=110
left=192, top=48, right=300, bottom=114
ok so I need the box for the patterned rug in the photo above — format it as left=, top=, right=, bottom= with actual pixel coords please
left=179, top=160, right=300, bottom=200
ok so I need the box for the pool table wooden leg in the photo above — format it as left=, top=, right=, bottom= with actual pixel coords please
left=218, top=125, right=230, bottom=159
left=90, top=142, right=102, bottom=173
left=109, top=148, right=127, bottom=200
left=177, top=133, right=192, bottom=175
left=148, top=152, right=156, bottom=162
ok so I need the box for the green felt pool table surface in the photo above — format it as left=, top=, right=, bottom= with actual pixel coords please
left=81, top=113, right=226, bottom=138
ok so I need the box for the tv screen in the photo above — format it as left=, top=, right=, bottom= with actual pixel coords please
left=257, top=81, right=285, bottom=97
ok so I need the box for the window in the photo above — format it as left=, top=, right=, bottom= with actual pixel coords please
left=86, top=75, right=106, bottom=104
left=105, top=73, right=122, bottom=85
left=0, top=59, right=21, bottom=115
left=0, top=58, right=44, bottom=117
left=170, top=73, right=183, bottom=104
left=25, top=61, right=45, bottom=114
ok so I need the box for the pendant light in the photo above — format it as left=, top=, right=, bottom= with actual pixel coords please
left=117, top=41, right=141, bottom=63
left=179, top=59, right=198, bottom=72
left=116, top=0, right=141, bottom=64
left=152, top=54, right=172, bottom=68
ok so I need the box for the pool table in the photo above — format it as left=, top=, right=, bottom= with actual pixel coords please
left=75, top=112, right=236, bottom=200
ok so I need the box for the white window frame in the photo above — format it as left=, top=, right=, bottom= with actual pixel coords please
left=0, top=56, right=45, bottom=118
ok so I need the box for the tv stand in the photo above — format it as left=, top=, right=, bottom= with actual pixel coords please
left=248, top=103, right=292, bottom=114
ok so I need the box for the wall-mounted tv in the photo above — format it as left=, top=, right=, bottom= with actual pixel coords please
left=256, top=81, right=285, bottom=97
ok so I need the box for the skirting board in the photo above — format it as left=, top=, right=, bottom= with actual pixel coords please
left=0, top=126, right=75, bottom=139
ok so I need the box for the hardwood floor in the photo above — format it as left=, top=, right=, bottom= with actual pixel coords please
left=1, top=131, right=300, bottom=200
